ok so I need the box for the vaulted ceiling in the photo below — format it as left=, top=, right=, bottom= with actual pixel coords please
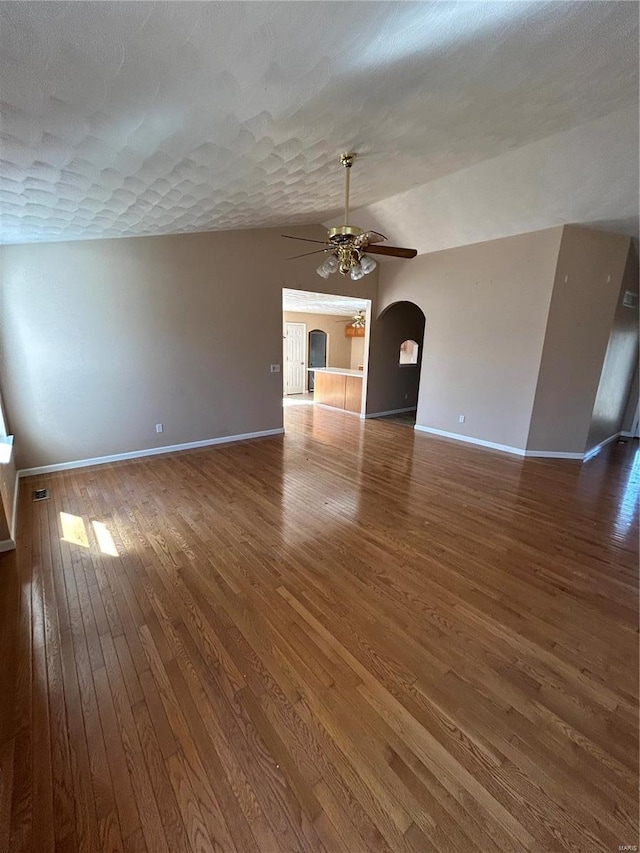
left=1, top=1, right=638, bottom=246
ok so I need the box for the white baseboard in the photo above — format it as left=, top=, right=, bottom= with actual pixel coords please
left=362, top=407, right=416, bottom=420
left=582, top=432, right=621, bottom=462
left=414, top=425, right=527, bottom=455
left=18, top=428, right=285, bottom=478
left=0, top=539, right=15, bottom=553
left=522, top=449, right=585, bottom=459
left=413, top=425, right=584, bottom=459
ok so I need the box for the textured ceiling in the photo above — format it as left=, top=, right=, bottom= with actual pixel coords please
left=1, top=1, right=637, bottom=245
left=282, top=289, right=368, bottom=317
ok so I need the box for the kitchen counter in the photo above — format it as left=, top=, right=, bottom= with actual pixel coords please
left=308, top=367, right=363, bottom=378
left=309, top=368, right=363, bottom=413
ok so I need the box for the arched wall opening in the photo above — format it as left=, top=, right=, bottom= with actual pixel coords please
left=307, top=329, right=327, bottom=391
left=365, top=300, right=426, bottom=418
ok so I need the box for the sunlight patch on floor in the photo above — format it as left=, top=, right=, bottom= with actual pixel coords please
left=59, top=512, right=89, bottom=548
left=59, top=512, right=119, bottom=555
left=92, top=520, right=119, bottom=556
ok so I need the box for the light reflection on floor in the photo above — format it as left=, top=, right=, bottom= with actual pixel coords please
left=283, top=394, right=315, bottom=407
left=614, top=446, right=640, bottom=539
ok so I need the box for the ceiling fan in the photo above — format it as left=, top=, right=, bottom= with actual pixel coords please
left=282, top=153, right=417, bottom=280
left=329, top=310, right=366, bottom=327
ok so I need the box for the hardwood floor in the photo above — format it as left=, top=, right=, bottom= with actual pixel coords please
left=1, top=405, right=638, bottom=852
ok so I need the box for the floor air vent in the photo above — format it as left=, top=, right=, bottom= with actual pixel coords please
left=32, top=488, right=49, bottom=501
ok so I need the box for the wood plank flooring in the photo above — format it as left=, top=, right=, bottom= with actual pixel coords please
left=1, top=404, right=638, bottom=852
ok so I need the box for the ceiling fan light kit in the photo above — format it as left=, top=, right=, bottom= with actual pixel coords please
left=283, top=153, right=417, bottom=280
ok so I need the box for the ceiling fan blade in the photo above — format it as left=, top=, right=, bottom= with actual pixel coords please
left=281, top=234, right=330, bottom=245
left=287, top=248, right=333, bottom=260
left=365, top=245, right=418, bottom=259
left=360, top=230, right=387, bottom=245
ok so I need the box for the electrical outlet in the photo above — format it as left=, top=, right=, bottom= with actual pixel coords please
left=270, top=364, right=281, bottom=373
left=404, top=393, right=409, bottom=401
left=155, top=423, right=163, bottom=433
left=458, top=415, right=465, bottom=424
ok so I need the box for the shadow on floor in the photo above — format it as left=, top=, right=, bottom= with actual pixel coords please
left=377, top=410, right=417, bottom=427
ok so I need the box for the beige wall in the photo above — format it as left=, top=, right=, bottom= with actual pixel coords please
left=0, top=227, right=378, bottom=470
left=585, top=244, right=639, bottom=450
left=350, top=336, right=366, bottom=371
left=0, top=449, right=16, bottom=541
left=376, top=227, right=563, bottom=449
left=0, top=389, right=16, bottom=541
left=282, top=312, right=353, bottom=392
left=527, top=227, right=632, bottom=453
left=622, top=358, right=639, bottom=435
left=620, top=250, right=639, bottom=437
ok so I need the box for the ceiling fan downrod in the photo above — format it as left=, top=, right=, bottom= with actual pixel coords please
left=327, top=154, right=362, bottom=247
left=341, top=153, right=354, bottom=226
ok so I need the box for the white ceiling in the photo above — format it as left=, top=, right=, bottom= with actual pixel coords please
left=351, top=105, right=639, bottom=257
left=282, top=288, right=368, bottom=317
left=1, top=1, right=637, bottom=246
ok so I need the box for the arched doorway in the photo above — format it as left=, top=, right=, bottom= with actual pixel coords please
left=308, top=329, right=327, bottom=391
left=365, top=301, right=426, bottom=418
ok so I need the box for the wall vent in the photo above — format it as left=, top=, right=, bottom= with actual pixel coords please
left=622, top=290, right=638, bottom=309
left=32, top=488, right=49, bottom=501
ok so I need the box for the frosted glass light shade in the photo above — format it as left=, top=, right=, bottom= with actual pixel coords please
left=360, top=255, right=377, bottom=274
left=316, top=253, right=339, bottom=278
left=350, top=262, right=364, bottom=280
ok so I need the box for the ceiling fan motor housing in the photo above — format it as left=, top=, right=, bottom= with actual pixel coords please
left=328, top=225, right=363, bottom=245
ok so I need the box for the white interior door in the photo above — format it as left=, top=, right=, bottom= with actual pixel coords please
left=285, top=322, right=305, bottom=394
